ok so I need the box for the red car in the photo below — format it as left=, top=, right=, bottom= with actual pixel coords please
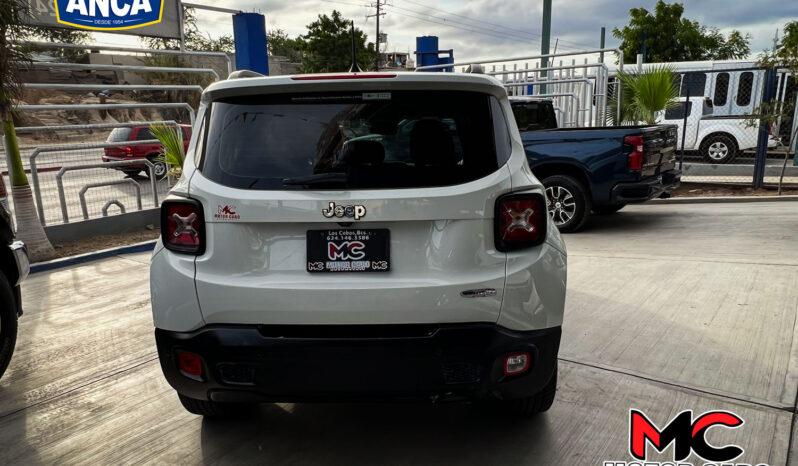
left=103, top=125, right=191, bottom=179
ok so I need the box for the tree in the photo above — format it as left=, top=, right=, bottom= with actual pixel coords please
left=749, top=21, right=798, bottom=194
left=1, top=0, right=55, bottom=260
left=613, top=1, right=751, bottom=63
left=268, top=29, right=304, bottom=62
left=141, top=8, right=233, bottom=53
left=607, top=66, right=679, bottom=125
left=300, top=11, right=379, bottom=73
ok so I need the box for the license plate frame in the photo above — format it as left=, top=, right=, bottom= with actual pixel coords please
left=306, top=229, right=390, bottom=273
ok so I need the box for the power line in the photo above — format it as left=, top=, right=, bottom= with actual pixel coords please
left=386, top=5, right=543, bottom=45
left=395, top=0, right=596, bottom=49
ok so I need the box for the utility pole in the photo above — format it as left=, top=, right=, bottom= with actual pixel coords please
left=540, top=0, right=552, bottom=94
left=367, top=0, right=386, bottom=71
left=599, top=27, right=606, bottom=63
left=773, top=29, right=780, bottom=51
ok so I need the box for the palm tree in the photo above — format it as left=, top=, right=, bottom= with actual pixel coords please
left=1, top=0, right=55, bottom=260
left=609, top=65, right=680, bottom=125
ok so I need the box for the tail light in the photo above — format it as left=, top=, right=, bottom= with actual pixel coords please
left=504, top=352, right=531, bottom=376
left=161, top=199, right=205, bottom=255
left=625, top=135, right=644, bottom=171
left=494, top=193, right=547, bottom=252
left=177, top=351, right=204, bottom=380
left=125, top=146, right=133, bottom=155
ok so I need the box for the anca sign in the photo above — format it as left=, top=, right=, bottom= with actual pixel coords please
left=55, top=0, right=164, bottom=30
left=23, top=0, right=180, bottom=38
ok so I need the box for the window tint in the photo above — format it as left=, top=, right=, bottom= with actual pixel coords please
left=182, top=127, right=191, bottom=139
left=135, top=128, right=154, bottom=140
left=491, top=97, right=512, bottom=166
left=201, top=91, right=498, bottom=190
left=106, top=127, right=132, bottom=142
left=736, top=72, right=754, bottom=106
left=714, top=73, right=729, bottom=106
left=665, top=102, right=692, bottom=120
left=511, top=101, right=557, bottom=131
left=681, top=73, right=707, bottom=97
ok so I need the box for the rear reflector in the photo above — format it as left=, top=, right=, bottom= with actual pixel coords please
left=177, top=351, right=203, bottom=379
left=161, top=199, right=205, bottom=255
left=494, top=193, right=546, bottom=252
left=625, top=135, right=645, bottom=171
left=291, top=73, right=397, bottom=80
left=504, top=352, right=531, bottom=376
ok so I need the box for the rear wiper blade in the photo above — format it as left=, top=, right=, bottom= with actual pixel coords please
left=282, top=172, right=348, bottom=186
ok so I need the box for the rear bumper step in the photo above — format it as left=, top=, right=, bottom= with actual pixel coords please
left=155, top=323, right=561, bottom=403
left=610, top=169, right=681, bottom=204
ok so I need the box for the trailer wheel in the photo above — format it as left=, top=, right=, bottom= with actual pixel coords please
left=542, top=175, right=591, bottom=233
left=701, top=135, right=738, bottom=164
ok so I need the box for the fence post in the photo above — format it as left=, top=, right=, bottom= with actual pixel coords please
left=679, top=76, right=691, bottom=171
left=754, top=68, right=777, bottom=189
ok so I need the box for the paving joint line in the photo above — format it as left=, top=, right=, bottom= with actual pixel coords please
left=0, top=356, right=159, bottom=421
left=569, top=253, right=798, bottom=268
left=559, top=357, right=794, bottom=413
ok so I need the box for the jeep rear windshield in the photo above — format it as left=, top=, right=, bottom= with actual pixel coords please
left=200, top=91, right=501, bottom=190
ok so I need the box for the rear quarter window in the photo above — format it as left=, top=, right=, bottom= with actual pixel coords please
left=199, top=90, right=501, bottom=190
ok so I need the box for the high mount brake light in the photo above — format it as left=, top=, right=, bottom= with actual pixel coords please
left=494, top=193, right=547, bottom=252
left=161, top=199, right=205, bottom=255
left=291, top=73, right=397, bottom=80
left=625, top=135, right=645, bottom=171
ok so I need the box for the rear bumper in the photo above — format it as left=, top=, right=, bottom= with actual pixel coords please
left=609, top=169, right=681, bottom=204
left=155, top=323, right=561, bottom=403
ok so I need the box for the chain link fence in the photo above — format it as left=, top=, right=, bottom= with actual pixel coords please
left=671, top=68, right=797, bottom=187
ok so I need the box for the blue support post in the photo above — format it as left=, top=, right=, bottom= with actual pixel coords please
left=754, top=68, right=777, bottom=188
left=233, top=13, right=269, bottom=75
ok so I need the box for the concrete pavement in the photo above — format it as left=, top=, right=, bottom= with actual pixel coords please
left=0, top=202, right=796, bottom=465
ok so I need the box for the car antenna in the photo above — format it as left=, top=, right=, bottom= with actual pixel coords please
left=348, top=21, right=363, bottom=73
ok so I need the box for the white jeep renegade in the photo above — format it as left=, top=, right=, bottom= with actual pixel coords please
left=150, top=71, right=567, bottom=418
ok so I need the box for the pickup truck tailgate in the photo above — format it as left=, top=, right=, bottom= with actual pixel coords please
left=640, top=125, right=678, bottom=178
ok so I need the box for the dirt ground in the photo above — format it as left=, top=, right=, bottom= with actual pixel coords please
left=671, top=182, right=798, bottom=197
left=52, top=228, right=160, bottom=259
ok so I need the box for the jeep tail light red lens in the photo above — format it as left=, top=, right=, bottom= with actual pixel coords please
left=495, top=194, right=546, bottom=252
left=161, top=199, right=205, bottom=255
left=625, top=135, right=644, bottom=171
left=177, top=351, right=203, bottom=378
left=504, top=352, right=530, bottom=376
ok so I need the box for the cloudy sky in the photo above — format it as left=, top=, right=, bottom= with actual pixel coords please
left=93, top=0, right=798, bottom=62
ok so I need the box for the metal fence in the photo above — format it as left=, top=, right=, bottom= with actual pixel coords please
left=1, top=118, right=186, bottom=227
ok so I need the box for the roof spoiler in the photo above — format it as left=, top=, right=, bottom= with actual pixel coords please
left=228, top=70, right=266, bottom=79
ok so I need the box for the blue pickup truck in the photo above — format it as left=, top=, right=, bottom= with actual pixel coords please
left=511, top=98, right=682, bottom=232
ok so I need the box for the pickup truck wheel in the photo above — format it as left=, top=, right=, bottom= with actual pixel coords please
left=0, top=273, right=18, bottom=380
left=593, top=204, right=625, bottom=215
left=177, top=393, right=255, bottom=418
left=701, top=135, right=738, bottom=164
left=542, top=175, right=590, bottom=233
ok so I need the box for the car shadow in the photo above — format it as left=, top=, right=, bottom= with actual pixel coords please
left=199, top=401, right=555, bottom=464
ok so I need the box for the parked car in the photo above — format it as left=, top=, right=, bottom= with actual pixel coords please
left=0, top=176, right=30, bottom=380
left=511, top=97, right=681, bottom=232
left=151, top=72, right=567, bottom=418
left=102, top=125, right=191, bottom=179
left=658, top=97, right=779, bottom=164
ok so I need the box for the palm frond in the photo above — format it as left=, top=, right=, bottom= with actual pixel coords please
left=614, top=65, right=679, bottom=125
left=150, top=124, right=185, bottom=178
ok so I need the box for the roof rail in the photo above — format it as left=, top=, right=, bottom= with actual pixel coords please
left=228, top=70, right=266, bottom=79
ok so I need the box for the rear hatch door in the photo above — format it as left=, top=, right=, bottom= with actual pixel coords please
left=191, top=86, right=511, bottom=326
